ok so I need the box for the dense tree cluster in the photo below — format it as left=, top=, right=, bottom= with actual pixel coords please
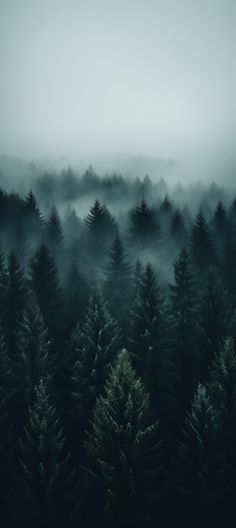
left=0, top=175, right=236, bottom=527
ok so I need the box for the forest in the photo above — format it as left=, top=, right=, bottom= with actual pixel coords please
left=0, top=166, right=236, bottom=527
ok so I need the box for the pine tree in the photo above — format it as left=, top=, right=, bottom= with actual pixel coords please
left=207, top=337, right=236, bottom=500
left=195, top=272, right=230, bottom=378
left=23, top=190, right=43, bottom=243
left=170, top=208, right=186, bottom=242
left=175, top=384, right=224, bottom=520
left=103, top=235, right=132, bottom=330
left=132, top=258, right=144, bottom=297
left=29, top=243, right=63, bottom=337
left=45, top=206, right=64, bottom=256
left=169, top=248, right=196, bottom=406
left=220, top=239, right=236, bottom=302
left=64, top=260, right=89, bottom=333
left=18, top=379, right=78, bottom=528
left=129, top=199, right=159, bottom=247
left=71, top=289, right=120, bottom=435
left=0, top=330, right=16, bottom=503
left=13, top=301, right=50, bottom=429
left=129, top=263, right=175, bottom=422
left=190, top=210, right=215, bottom=272
left=82, top=350, right=163, bottom=527
left=3, top=250, right=27, bottom=357
left=211, top=200, right=229, bottom=249
left=85, top=199, right=117, bottom=260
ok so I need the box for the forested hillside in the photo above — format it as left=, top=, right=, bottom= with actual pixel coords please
left=0, top=172, right=236, bottom=527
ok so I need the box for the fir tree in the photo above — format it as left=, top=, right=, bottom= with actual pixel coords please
left=23, top=190, right=43, bottom=242
left=71, top=289, right=120, bottom=435
left=207, top=337, right=236, bottom=500
left=18, top=379, right=78, bottom=528
left=170, top=208, right=186, bottom=242
left=82, top=350, right=163, bottom=527
left=29, top=243, right=63, bottom=337
left=129, top=263, right=175, bottom=422
left=132, top=258, right=144, bottom=297
left=190, top=210, right=215, bottom=272
left=0, top=330, right=16, bottom=503
left=175, top=384, right=224, bottom=520
left=13, top=301, right=50, bottom=428
left=103, top=235, right=132, bottom=330
left=3, top=250, right=27, bottom=356
left=85, top=199, right=117, bottom=260
left=129, top=199, right=159, bottom=247
left=220, top=239, right=236, bottom=302
left=64, top=260, right=89, bottom=333
left=195, top=272, right=230, bottom=378
left=45, top=206, right=64, bottom=256
left=169, top=248, right=196, bottom=406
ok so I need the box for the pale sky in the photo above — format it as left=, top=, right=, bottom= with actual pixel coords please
left=0, top=0, right=235, bottom=164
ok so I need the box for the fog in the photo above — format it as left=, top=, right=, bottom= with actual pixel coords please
left=0, top=0, right=235, bottom=181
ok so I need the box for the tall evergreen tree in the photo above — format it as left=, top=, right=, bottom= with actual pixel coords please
left=85, top=199, right=117, bottom=260
left=103, top=235, right=132, bottom=330
left=45, top=206, right=64, bottom=257
left=129, top=199, right=159, bottom=247
left=190, top=210, right=215, bottom=272
left=29, top=243, right=63, bottom=338
left=170, top=208, right=186, bottom=242
left=71, top=289, right=120, bottom=435
left=129, top=263, right=175, bottom=423
left=195, top=272, right=229, bottom=378
left=211, top=200, right=229, bottom=246
left=169, top=248, right=196, bottom=406
left=0, top=330, right=16, bottom=503
left=220, top=239, right=236, bottom=302
left=23, top=190, right=43, bottom=243
left=175, top=384, right=224, bottom=521
left=13, top=301, right=50, bottom=429
left=3, top=250, right=27, bottom=356
left=64, top=260, right=89, bottom=333
left=18, top=379, right=78, bottom=528
left=82, top=350, right=163, bottom=528
left=207, top=337, right=236, bottom=501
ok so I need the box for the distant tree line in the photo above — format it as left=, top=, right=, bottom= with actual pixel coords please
left=0, top=179, right=236, bottom=527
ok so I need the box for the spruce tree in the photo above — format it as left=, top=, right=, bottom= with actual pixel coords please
left=220, top=239, right=236, bottom=302
left=29, top=243, right=63, bottom=338
left=190, top=210, right=215, bottom=272
left=18, top=379, right=78, bottom=528
left=71, top=289, right=120, bottom=435
left=0, top=330, right=16, bottom=503
left=64, top=260, right=89, bottom=333
left=85, top=199, right=117, bottom=260
left=211, top=200, right=229, bottom=247
left=82, top=350, right=163, bottom=527
left=169, top=248, right=196, bottom=406
left=132, top=258, right=144, bottom=298
left=45, top=206, right=64, bottom=257
left=207, top=337, right=236, bottom=501
left=129, top=199, right=159, bottom=247
left=3, top=250, right=27, bottom=357
left=103, top=235, right=132, bottom=330
left=175, top=384, right=224, bottom=520
left=195, top=272, right=229, bottom=378
left=129, top=263, right=175, bottom=423
left=23, top=190, right=43, bottom=244
left=13, top=301, right=50, bottom=429
left=170, top=208, right=186, bottom=242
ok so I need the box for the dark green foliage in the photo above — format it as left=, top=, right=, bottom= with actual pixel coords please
left=82, top=350, right=163, bottom=527
left=85, top=199, right=117, bottom=260
left=0, top=330, right=16, bottom=502
left=71, top=289, right=120, bottom=432
left=212, top=200, right=229, bottom=246
left=129, top=199, right=159, bottom=247
left=64, top=261, right=89, bottom=333
left=169, top=248, right=196, bottom=406
left=3, top=250, right=27, bottom=356
left=175, top=384, right=224, bottom=518
left=190, top=210, right=215, bottom=272
left=207, top=337, right=236, bottom=499
left=18, top=379, right=78, bottom=528
left=195, top=272, right=230, bottom=378
left=45, top=206, right=64, bottom=256
left=220, top=239, right=236, bottom=301
left=13, top=301, right=50, bottom=428
left=23, top=190, right=43, bottom=241
left=129, top=263, right=176, bottom=422
left=29, top=243, right=63, bottom=337
left=104, top=235, right=132, bottom=330
left=170, top=208, right=186, bottom=241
